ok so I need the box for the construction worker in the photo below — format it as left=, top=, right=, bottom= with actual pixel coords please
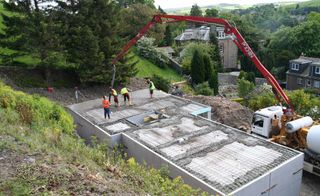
left=109, top=87, right=120, bottom=107
left=270, top=114, right=280, bottom=137
left=102, top=96, right=111, bottom=119
left=146, top=78, right=156, bottom=98
left=120, top=86, right=132, bottom=106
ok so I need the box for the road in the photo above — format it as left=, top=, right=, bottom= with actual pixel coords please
left=301, top=171, right=320, bottom=196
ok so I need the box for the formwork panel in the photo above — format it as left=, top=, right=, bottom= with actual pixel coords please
left=269, top=154, right=304, bottom=196
left=181, top=103, right=206, bottom=113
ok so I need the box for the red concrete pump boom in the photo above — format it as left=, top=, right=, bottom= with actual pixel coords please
left=111, top=14, right=294, bottom=111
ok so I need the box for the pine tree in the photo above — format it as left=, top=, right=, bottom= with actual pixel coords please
left=209, top=69, right=219, bottom=95
left=164, top=25, right=173, bottom=46
left=190, top=4, right=202, bottom=16
left=158, top=5, right=166, bottom=14
left=1, top=0, right=68, bottom=85
left=209, top=33, right=223, bottom=72
left=191, top=50, right=205, bottom=84
left=203, top=55, right=212, bottom=81
left=55, top=0, right=137, bottom=84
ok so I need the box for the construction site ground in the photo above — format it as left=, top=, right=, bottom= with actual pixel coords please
left=1, top=76, right=319, bottom=195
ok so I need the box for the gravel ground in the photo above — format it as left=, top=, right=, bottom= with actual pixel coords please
left=301, top=172, right=320, bottom=196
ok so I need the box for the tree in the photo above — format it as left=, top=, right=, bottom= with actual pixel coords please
left=209, top=33, right=223, bottom=72
left=181, top=42, right=212, bottom=73
left=137, top=37, right=169, bottom=68
left=1, top=0, right=69, bottom=85
left=119, top=3, right=165, bottom=45
left=190, top=4, right=202, bottom=16
left=54, top=0, right=137, bottom=83
left=203, top=55, right=212, bottom=81
left=117, top=0, right=155, bottom=8
left=163, top=25, right=173, bottom=46
left=208, top=70, right=219, bottom=95
left=191, top=50, right=205, bottom=84
left=158, top=5, right=166, bottom=14
left=205, top=8, right=218, bottom=17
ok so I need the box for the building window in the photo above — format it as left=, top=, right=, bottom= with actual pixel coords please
left=291, top=63, right=299, bottom=71
left=297, top=78, right=303, bottom=85
left=219, top=45, right=224, bottom=54
left=315, top=67, right=320, bottom=74
left=314, top=80, right=320, bottom=88
left=218, top=31, right=225, bottom=38
left=307, top=80, right=311, bottom=86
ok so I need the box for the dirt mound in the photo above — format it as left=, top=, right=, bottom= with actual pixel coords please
left=185, top=95, right=253, bottom=131
left=127, top=77, right=148, bottom=91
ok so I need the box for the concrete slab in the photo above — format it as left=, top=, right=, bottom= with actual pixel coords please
left=160, top=130, right=229, bottom=159
left=186, top=142, right=282, bottom=187
left=133, top=117, right=207, bottom=147
left=69, top=89, right=211, bottom=135
left=68, top=89, right=303, bottom=195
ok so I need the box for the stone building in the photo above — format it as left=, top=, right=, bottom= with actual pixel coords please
left=175, top=25, right=239, bottom=71
left=286, top=56, right=320, bottom=91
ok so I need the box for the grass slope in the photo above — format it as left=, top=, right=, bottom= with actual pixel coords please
left=132, top=53, right=183, bottom=82
left=0, top=82, right=202, bottom=195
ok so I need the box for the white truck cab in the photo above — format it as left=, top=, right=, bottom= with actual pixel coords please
left=251, top=106, right=283, bottom=138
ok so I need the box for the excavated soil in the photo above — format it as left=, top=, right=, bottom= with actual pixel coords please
left=185, top=95, right=253, bottom=132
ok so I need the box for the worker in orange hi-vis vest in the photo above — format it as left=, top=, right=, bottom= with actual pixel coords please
left=102, top=96, right=111, bottom=119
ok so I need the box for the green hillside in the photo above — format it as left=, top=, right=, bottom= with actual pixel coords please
left=131, top=52, right=183, bottom=82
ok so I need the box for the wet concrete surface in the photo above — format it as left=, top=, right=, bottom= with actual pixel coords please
left=301, top=172, right=320, bottom=196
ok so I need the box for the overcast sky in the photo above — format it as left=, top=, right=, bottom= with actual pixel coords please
left=154, top=0, right=309, bottom=9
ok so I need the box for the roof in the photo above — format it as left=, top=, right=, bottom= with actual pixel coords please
left=175, top=26, right=211, bottom=42
left=291, top=56, right=320, bottom=64
left=156, top=46, right=175, bottom=54
left=289, top=56, right=320, bottom=76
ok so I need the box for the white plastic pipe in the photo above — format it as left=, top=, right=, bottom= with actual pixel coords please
left=307, top=125, right=320, bottom=154
left=285, top=116, right=313, bottom=133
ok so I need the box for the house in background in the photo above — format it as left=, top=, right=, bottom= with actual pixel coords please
left=155, top=46, right=175, bottom=58
left=286, top=56, right=320, bottom=91
left=174, top=25, right=239, bottom=71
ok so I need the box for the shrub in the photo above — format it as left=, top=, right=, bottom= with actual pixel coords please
left=137, top=37, right=169, bottom=68
left=151, top=75, right=171, bottom=93
left=0, top=82, right=74, bottom=134
left=247, top=89, right=320, bottom=119
left=238, top=79, right=255, bottom=98
left=195, top=82, right=213, bottom=96
left=247, top=92, right=278, bottom=111
left=238, top=71, right=256, bottom=84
